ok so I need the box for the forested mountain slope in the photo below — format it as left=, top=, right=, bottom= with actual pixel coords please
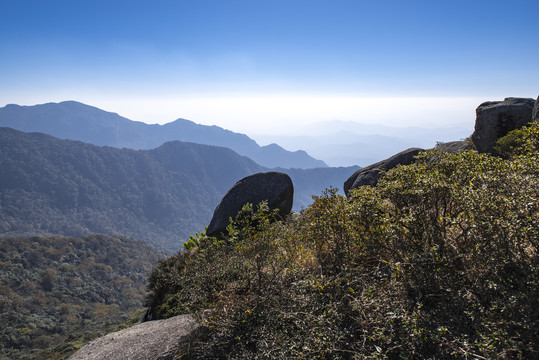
left=0, top=127, right=357, bottom=252
left=0, top=234, right=163, bottom=359
left=0, top=127, right=262, bottom=253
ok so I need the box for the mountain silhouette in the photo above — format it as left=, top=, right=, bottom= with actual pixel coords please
left=0, top=101, right=327, bottom=169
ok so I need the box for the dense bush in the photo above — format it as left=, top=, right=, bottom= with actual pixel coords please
left=147, top=123, right=539, bottom=359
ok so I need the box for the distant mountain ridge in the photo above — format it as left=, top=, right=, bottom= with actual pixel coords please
left=0, top=127, right=357, bottom=253
left=253, top=120, right=473, bottom=167
left=0, top=101, right=326, bottom=169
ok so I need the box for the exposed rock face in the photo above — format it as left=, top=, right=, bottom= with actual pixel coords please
left=472, top=97, right=535, bottom=154
left=68, top=314, right=202, bottom=360
left=344, top=148, right=423, bottom=195
left=435, top=140, right=474, bottom=154
left=206, top=172, right=294, bottom=237
left=533, top=95, right=539, bottom=122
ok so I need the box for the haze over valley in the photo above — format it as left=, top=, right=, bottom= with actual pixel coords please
left=252, top=120, right=473, bottom=167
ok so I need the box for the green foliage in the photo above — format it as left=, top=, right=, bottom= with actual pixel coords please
left=183, top=227, right=210, bottom=251
left=146, top=201, right=289, bottom=319
left=146, top=128, right=539, bottom=359
left=0, top=235, right=163, bottom=359
left=494, top=122, right=539, bottom=158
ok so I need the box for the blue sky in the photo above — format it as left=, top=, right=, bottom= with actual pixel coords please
left=1, top=0, right=538, bottom=134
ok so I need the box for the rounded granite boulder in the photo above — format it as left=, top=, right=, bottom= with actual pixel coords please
left=206, top=172, right=294, bottom=237
left=343, top=147, right=423, bottom=195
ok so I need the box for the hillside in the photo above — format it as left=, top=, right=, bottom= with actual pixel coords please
left=0, top=127, right=357, bottom=253
left=145, top=123, right=539, bottom=359
left=0, top=101, right=327, bottom=169
left=0, top=127, right=262, bottom=253
left=0, top=234, right=163, bottom=360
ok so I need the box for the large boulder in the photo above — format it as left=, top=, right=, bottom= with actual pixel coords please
left=471, top=97, right=535, bottom=154
left=344, top=147, right=423, bottom=195
left=206, top=172, right=294, bottom=237
left=68, top=314, right=202, bottom=360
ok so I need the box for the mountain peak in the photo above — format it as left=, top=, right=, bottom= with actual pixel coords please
left=0, top=101, right=326, bottom=169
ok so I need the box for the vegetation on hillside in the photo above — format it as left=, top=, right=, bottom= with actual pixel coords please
left=0, top=127, right=263, bottom=253
left=146, top=123, right=539, bottom=359
left=0, top=234, right=163, bottom=359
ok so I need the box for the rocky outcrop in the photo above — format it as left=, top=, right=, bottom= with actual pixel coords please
left=435, top=140, right=474, bottom=154
left=533, top=95, right=539, bottom=122
left=344, top=148, right=423, bottom=195
left=206, top=172, right=294, bottom=237
left=68, top=314, right=202, bottom=360
left=471, top=97, right=535, bottom=154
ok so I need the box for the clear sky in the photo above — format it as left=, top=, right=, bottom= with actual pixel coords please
left=1, top=0, right=538, bottom=134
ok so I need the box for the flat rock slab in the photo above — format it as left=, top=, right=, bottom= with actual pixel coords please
left=69, top=314, right=202, bottom=360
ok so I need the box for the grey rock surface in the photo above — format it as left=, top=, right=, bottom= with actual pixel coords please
left=471, top=97, right=535, bottom=154
left=435, top=140, right=474, bottom=154
left=533, top=95, right=539, bottom=122
left=207, top=172, right=294, bottom=237
left=68, top=314, right=202, bottom=360
left=344, top=147, right=423, bottom=195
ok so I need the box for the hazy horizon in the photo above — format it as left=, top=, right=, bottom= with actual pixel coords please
left=1, top=1, right=538, bottom=135
left=0, top=99, right=475, bottom=167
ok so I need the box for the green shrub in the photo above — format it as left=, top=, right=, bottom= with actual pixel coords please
left=146, top=128, right=539, bottom=359
left=494, top=122, right=539, bottom=158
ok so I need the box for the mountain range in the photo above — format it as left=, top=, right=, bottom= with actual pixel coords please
left=0, top=127, right=357, bottom=253
left=1, top=100, right=470, bottom=169
left=0, top=101, right=327, bottom=169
